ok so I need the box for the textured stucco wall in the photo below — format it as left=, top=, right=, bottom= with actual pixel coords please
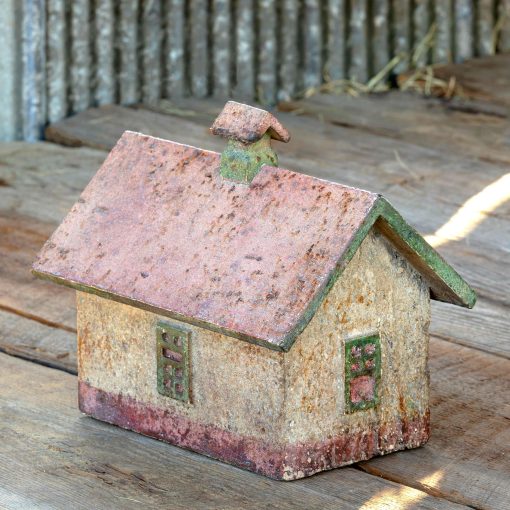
left=77, top=292, right=285, bottom=442
left=77, top=227, right=430, bottom=448
left=282, top=227, right=430, bottom=446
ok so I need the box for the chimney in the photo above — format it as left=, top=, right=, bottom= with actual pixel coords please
left=210, top=101, right=290, bottom=183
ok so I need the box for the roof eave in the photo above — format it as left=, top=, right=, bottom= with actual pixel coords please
left=32, top=196, right=476, bottom=353
left=31, top=267, right=288, bottom=353
left=376, top=198, right=477, bottom=309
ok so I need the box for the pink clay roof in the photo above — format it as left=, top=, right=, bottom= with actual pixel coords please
left=33, top=131, right=475, bottom=350
left=32, top=131, right=380, bottom=349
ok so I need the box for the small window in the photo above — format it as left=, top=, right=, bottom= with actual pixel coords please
left=344, top=334, right=381, bottom=413
left=156, top=322, right=191, bottom=403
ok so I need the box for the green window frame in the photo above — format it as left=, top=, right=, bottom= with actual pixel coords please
left=156, top=321, right=191, bottom=403
left=344, top=334, right=381, bottom=413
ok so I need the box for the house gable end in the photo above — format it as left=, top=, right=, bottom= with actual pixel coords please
left=280, top=198, right=476, bottom=351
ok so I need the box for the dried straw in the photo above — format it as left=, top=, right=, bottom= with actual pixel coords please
left=296, top=22, right=466, bottom=101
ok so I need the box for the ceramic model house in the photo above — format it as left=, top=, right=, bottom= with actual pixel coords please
left=33, top=101, right=476, bottom=480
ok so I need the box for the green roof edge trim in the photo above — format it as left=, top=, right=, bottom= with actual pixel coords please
left=280, top=196, right=477, bottom=351
left=31, top=270, right=287, bottom=352
left=378, top=198, right=477, bottom=309
left=279, top=199, right=382, bottom=351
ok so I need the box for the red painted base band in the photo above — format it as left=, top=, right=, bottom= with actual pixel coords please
left=79, top=381, right=430, bottom=480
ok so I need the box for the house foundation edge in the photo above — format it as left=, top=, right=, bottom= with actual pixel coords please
left=78, top=380, right=430, bottom=481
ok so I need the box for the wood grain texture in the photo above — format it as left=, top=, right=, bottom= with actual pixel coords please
left=0, top=212, right=77, bottom=333
left=165, top=0, right=185, bottom=98
left=46, top=0, right=67, bottom=122
left=280, top=91, right=510, bottom=165
left=0, top=142, right=106, bottom=337
left=141, top=0, right=162, bottom=104
left=361, top=337, right=510, bottom=510
left=412, top=0, right=430, bottom=67
left=303, top=0, right=323, bottom=90
left=372, top=0, right=390, bottom=72
left=455, top=0, right=474, bottom=62
left=94, top=0, right=115, bottom=105
left=21, top=0, right=46, bottom=141
left=234, top=0, right=255, bottom=100
left=348, top=0, right=368, bottom=82
left=212, top=0, right=231, bottom=98
left=0, top=0, right=20, bottom=140
left=118, top=0, right=139, bottom=104
left=0, top=311, right=75, bottom=372
left=44, top=104, right=225, bottom=152
left=0, top=352, right=470, bottom=509
left=70, top=0, right=91, bottom=113
left=278, top=0, right=299, bottom=101
left=434, top=0, right=453, bottom=63
left=498, top=0, right=510, bottom=52
left=190, top=0, right=209, bottom=98
left=392, top=0, right=411, bottom=72
left=431, top=53, right=510, bottom=107
left=257, top=0, right=277, bottom=104
left=477, top=0, right=494, bottom=56
left=325, top=0, right=346, bottom=81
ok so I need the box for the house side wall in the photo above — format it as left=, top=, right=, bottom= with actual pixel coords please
left=283, top=228, right=431, bottom=444
left=76, top=292, right=285, bottom=442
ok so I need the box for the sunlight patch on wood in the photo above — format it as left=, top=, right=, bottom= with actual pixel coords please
left=358, top=470, right=444, bottom=509
left=425, top=173, right=510, bottom=248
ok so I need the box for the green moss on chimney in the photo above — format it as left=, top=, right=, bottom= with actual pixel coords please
left=219, top=133, right=278, bottom=183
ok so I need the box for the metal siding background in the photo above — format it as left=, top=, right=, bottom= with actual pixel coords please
left=1, top=0, right=509, bottom=140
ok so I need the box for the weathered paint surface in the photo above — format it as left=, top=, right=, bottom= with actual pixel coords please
left=77, top=230, right=431, bottom=479
left=219, top=134, right=279, bottom=183
left=156, top=321, right=191, bottom=403
left=344, top=334, right=381, bottom=413
left=212, top=102, right=289, bottom=182
left=77, top=291, right=286, bottom=443
left=79, top=381, right=429, bottom=480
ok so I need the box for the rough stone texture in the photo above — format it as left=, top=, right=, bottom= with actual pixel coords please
left=77, top=228, right=430, bottom=479
left=77, top=291, right=286, bottom=443
left=211, top=101, right=290, bottom=143
left=279, top=228, right=430, bottom=478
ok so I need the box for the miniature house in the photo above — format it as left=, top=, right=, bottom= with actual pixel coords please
left=33, top=101, right=476, bottom=480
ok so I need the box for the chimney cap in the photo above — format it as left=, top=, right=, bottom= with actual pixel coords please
left=210, top=101, right=290, bottom=144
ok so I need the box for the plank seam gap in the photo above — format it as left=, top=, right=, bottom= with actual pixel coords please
left=0, top=303, right=77, bottom=334
left=348, top=464, right=467, bottom=506
left=0, top=347, right=77, bottom=375
left=356, top=464, right=481, bottom=509
left=431, top=333, right=509, bottom=360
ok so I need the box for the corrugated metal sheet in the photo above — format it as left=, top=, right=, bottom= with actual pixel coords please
left=1, top=0, right=510, bottom=140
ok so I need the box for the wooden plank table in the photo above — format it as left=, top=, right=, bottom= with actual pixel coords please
left=1, top=55, right=509, bottom=508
